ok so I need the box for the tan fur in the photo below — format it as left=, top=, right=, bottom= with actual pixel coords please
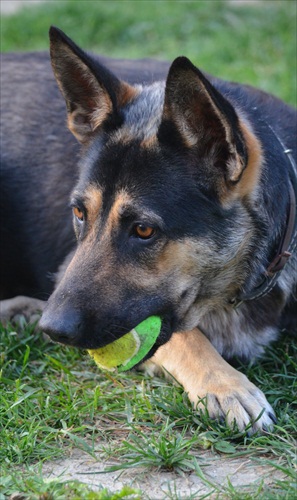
left=68, top=84, right=139, bottom=143
left=52, top=45, right=113, bottom=142
left=140, top=134, right=158, bottom=149
left=149, top=328, right=271, bottom=431
left=109, top=128, right=138, bottom=146
left=156, top=239, right=208, bottom=303
left=67, top=94, right=112, bottom=143
left=157, top=236, right=249, bottom=289
left=83, top=185, right=103, bottom=225
left=218, top=119, right=263, bottom=206
left=56, top=47, right=139, bottom=144
left=236, top=119, right=263, bottom=197
left=118, top=82, right=140, bottom=107
left=105, top=190, right=133, bottom=233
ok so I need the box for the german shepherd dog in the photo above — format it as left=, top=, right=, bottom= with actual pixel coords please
left=1, top=27, right=296, bottom=434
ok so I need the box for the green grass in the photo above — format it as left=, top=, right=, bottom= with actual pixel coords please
left=1, top=0, right=296, bottom=498
left=1, top=0, right=296, bottom=106
left=0, top=321, right=296, bottom=498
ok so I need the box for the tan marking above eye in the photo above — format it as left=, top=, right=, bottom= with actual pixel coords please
left=73, top=206, right=84, bottom=221
left=134, top=224, right=155, bottom=239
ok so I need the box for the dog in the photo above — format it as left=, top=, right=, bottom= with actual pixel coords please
left=1, top=27, right=296, bottom=434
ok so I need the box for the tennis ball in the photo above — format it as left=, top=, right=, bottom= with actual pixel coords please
left=88, top=315, right=161, bottom=372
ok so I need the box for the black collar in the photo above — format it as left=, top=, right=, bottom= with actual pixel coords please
left=230, top=125, right=297, bottom=309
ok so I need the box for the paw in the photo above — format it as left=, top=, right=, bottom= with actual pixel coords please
left=149, top=329, right=276, bottom=434
left=189, top=371, right=276, bottom=434
left=0, top=296, right=45, bottom=324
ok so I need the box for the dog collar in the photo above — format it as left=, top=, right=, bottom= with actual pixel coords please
left=230, top=125, right=297, bottom=309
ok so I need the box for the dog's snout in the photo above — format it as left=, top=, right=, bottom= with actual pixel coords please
left=39, top=307, right=83, bottom=345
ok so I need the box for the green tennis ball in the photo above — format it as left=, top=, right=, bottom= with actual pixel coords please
left=88, top=315, right=161, bottom=372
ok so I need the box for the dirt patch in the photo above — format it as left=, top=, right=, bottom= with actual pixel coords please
left=42, top=447, right=285, bottom=498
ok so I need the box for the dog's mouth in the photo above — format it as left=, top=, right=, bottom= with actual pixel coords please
left=139, top=314, right=173, bottom=362
left=87, top=314, right=175, bottom=371
left=86, top=313, right=174, bottom=354
left=41, top=308, right=175, bottom=363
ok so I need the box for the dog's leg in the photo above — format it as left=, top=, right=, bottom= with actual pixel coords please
left=149, top=328, right=276, bottom=433
left=0, top=296, right=46, bottom=324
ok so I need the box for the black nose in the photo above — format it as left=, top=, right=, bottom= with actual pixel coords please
left=39, top=306, right=83, bottom=345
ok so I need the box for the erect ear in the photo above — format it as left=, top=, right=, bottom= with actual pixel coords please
left=49, top=26, right=136, bottom=144
left=159, top=57, right=248, bottom=185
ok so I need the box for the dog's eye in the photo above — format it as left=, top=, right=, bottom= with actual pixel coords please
left=73, top=206, right=84, bottom=223
left=133, top=224, right=155, bottom=239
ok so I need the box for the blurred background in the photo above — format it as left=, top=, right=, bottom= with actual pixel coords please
left=1, top=0, right=296, bottom=105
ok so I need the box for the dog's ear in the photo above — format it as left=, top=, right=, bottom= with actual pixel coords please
left=49, top=27, right=134, bottom=143
left=159, top=57, right=248, bottom=185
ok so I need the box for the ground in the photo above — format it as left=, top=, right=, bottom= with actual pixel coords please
left=41, top=447, right=287, bottom=498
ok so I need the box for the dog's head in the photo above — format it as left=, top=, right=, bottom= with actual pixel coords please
left=40, top=27, right=263, bottom=354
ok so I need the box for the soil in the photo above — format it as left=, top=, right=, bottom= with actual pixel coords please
left=42, top=447, right=285, bottom=498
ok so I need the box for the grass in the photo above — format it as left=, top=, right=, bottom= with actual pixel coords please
left=1, top=0, right=296, bottom=498
left=0, top=321, right=296, bottom=498
left=1, top=0, right=296, bottom=106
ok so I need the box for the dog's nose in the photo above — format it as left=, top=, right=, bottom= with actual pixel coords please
left=39, top=307, right=83, bottom=345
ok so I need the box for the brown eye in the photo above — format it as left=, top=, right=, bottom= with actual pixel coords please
left=134, top=224, right=155, bottom=239
left=73, top=206, right=84, bottom=222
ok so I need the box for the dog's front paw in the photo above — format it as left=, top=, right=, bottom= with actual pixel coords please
left=151, top=329, right=276, bottom=434
left=190, top=370, right=276, bottom=434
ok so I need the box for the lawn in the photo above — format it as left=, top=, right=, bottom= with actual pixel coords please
left=1, top=321, right=296, bottom=498
left=1, top=0, right=296, bottom=105
left=1, top=1, right=296, bottom=499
